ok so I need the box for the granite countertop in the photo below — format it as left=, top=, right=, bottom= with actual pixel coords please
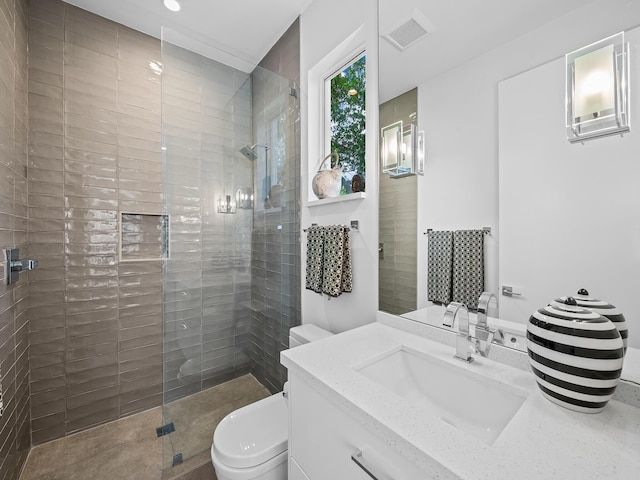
left=281, top=321, right=640, bottom=480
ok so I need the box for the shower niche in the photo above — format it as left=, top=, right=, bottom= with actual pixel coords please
left=119, top=213, right=169, bottom=262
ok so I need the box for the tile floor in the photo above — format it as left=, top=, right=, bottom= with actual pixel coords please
left=20, top=375, right=271, bottom=480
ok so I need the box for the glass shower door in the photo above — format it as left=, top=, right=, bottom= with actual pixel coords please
left=159, top=26, right=300, bottom=474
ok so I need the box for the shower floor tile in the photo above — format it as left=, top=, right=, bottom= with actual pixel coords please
left=20, top=374, right=271, bottom=480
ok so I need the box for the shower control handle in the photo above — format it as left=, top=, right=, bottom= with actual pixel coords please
left=12, top=259, right=38, bottom=271
left=4, top=248, right=38, bottom=285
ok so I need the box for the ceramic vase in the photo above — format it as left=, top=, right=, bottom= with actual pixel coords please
left=527, top=298, right=624, bottom=413
left=552, top=289, right=628, bottom=355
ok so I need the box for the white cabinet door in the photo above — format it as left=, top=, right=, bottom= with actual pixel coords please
left=289, top=374, right=431, bottom=479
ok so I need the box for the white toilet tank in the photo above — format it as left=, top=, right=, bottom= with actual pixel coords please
left=288, top=324, right=333, bottom=348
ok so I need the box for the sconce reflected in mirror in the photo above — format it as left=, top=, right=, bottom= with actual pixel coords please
left=566, top=32, right=630, bottom=142
left=381, top=121, right=423, bottom=177
left=416, top=130, right=425, bottom=175
left=381, top=120, right=403, bottom=174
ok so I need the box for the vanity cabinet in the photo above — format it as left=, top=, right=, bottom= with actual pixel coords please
left=288, top=373, right=431, bottom=480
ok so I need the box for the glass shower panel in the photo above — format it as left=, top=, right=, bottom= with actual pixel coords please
left=249, top=67, right=302, bottom=392
left=159, top=26, right=300, bottom=473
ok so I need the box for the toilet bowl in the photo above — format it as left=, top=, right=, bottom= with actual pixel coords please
left=211, top=324, right=333, bottom=480
left=211, top=390, right=288, bottom=480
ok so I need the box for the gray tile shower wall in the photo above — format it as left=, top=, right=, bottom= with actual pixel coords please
left=250, top=19, right=301, bottom=393
left=0, top=0, right=30, bottom=477
left=27, top=0, right=163, bottom=444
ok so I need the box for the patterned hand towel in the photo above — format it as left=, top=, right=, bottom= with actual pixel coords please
left=305, top=225, right=325, bottom=293
left=452, top=229, right=484, bottom=310
left=321, top=225, right=353, bottom=297
left=427, top=230, right=453, bottom=304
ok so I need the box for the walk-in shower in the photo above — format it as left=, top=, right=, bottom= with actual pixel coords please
left=159, top=26, right=301, bottom=472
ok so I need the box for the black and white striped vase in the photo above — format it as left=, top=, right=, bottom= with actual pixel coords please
left=552, top=289, right=628, bottom=355
left=527, top=298, right=624, bottom=413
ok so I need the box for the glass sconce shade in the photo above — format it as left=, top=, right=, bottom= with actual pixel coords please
left=217, top=195, right=236, bottom=214
left=381, top=122, right=423, bottom=178
left=416, top=130, right=425, bottom=175
left=235, top=187, right=253, bottom=209
left=381, top=121, right=402, bottom=173
left=566, top=32, right=630, bottom=142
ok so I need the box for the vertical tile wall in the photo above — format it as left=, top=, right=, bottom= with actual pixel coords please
left=27, top=0, right=164, bottom=444
left=250, top=20, right=301, bottom=392
left=0, top=0, right=30, bottom=476
left=378, top=88, right=418, bottom=315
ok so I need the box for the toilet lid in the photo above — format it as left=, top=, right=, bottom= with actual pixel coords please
left=213, top=392, right=288, bottom=469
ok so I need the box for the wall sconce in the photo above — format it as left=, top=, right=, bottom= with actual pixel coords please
left=416, top=130, right=425, bottom=175
left=566, top=32, right=630, bottom=142
left=381, top=120, right=402, bottom=174
left=381, top=122, right=420, bottom=178
left=236, top=187, right=253, bottom=209
left=217, top=195, right=236, bottom=214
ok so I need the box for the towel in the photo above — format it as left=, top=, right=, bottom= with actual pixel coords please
left=321, top=225, right=353, bottom=297
left=427, top=230, right=453, bottom=304
left=452, top=230, right=484, bottom=310
left=305, top=225, right=325, bottom=293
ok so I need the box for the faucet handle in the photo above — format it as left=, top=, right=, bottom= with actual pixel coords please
left=475, top=326, right=505, bottom=357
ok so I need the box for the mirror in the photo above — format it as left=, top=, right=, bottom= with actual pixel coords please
left=378, top=0, right=640, bottom=381
left=379, top=88, right=418, bottom=315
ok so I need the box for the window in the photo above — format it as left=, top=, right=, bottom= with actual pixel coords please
left=325, top=53, right=366, bottom=194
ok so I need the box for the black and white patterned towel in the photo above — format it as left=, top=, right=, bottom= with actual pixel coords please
left=305, top=225, right=325, bottom=293
left=321, top=225, right=352, bottom=297
left=452, top=229, right=484, bottom=310
left=305, top=225, right=353, bottom=297
left=427, top=230, right=453, bottom=304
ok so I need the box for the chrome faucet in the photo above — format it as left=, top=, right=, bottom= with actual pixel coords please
left=475, top=292, right=505, bottom=357
left=476, top=292, right=496, bottom=329
left=442, top=302, right=479, bottom=362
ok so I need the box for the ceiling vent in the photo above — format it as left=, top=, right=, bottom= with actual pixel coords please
left=383, top=9, right=437, bottom=51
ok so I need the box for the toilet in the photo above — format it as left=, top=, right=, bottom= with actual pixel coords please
left=210, top=324, right=333, bottom=480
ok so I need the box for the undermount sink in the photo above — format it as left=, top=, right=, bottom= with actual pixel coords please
left=355, top=346, right=527, bottom=444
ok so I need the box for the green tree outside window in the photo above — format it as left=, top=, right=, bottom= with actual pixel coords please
left=330, top=55, right=366, bottom=193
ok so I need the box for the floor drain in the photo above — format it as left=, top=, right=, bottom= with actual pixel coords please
left=172, top=453, right=183, bottom=466
left=156, top=422, right=175, bottom=437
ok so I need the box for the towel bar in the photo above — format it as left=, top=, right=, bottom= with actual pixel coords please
left=424, top=226, right=491, bottom=235
left=304, top=222, right=359, bottom=233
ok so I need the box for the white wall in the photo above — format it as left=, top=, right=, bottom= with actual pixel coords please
left=300, top=0, right=379, bottom=333
left=499, top=26, right=640, bottom=349
left=418, top=0, right=640, bottom=319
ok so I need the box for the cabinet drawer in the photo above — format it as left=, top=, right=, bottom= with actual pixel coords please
left=289, top=374, right=431, bottom=479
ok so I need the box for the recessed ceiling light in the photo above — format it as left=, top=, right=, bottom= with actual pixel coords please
left=163, top=0, right=181, bottom=12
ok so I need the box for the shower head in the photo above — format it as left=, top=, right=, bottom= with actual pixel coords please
left=239, top=143, right=269, bottom=161
left=239, top=145, right=257, bottom=160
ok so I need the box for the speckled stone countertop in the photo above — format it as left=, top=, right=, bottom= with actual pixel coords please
left=281, top=321, right=640, bottom=480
